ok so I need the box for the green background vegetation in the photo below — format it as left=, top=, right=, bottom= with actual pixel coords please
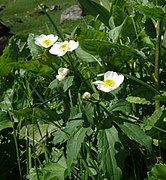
left=0, top=0, right=92, bottom=35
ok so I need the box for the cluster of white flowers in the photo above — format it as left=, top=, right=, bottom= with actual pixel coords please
left=34, top=34, right=79, bottom=57
left=35, top=34, right=79, bottom=81
left=34, top=35, right=124, bottom=93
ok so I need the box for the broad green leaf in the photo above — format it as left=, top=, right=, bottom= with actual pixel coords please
left=97, top=125, right=126, bottom=179
left=76, top=46, right=99, bottom=63
left=148, top=163, right=166, bottom=180
left=48, top=79, right=59, bottom=90
left=44, top=161, right=67, bottom=180
left=78, top=0, right=111, bottom=27
left=100, top=0, right=112, bottom=11
left=53, top=130, right=68, bottom=145
left=115, top=118, right=153, bottom=153
left=66, top=127, right=88, bottom=169
left=84, top=102, right=94, bottom=125
left=62, top=76, right=74, bottom=92
left=108, top=99, right=131, bottom=114
left=111, top=5, right=127, bottom=26
left=0, top=111, right=12, bottom=131
left=126, top=96, right=151, bottom=105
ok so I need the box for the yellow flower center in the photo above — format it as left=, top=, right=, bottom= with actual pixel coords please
left=42, top=39, right=52, bottom=46
left=103, top=79, right=115, bottom=87
left=59, top=43, right=69, bottom=50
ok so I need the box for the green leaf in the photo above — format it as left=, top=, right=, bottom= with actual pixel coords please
left=77, top=27, right=107, bottom=41
left=0, top=111, right=12, bottom=131
left=77, top=28, right=147, bottom=58
left=48, top=79, right=59, bottom=90
left=111, top=5, right=127, bottom=26
left=44, top=161, right=67, bottom=180
left=148, top=163, right=166, bottom=180
left=97, top=125, right=126, bottom=179
left=76, top=46, right=99, bottom=63
left=53, top=130, right=68, bottom=145
left=126, top=96, right=152, bottom=105
left=66, top=127, right=88, bottom=169
left=16, top=60, right=53, bottom=75
left=27, top=33, right=42, bottom=59
left=141, top=107, right=164, bottom=131
left=137, top=5, right=165, bottom=21
left=116, top=119, right=153, bottom=154
left=62, top=76, right=74, bottom=92
left=0, top=37, right=19, bottom=76
left=108, top=99, right=131, bottom=114
left=78, top=0, right=111, bottom=27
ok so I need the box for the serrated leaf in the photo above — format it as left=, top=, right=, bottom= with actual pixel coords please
left=126, top=96, right=151, bottom=105
left=77, top=27, right=107, bottom=41
left=97, top=126, right=126, bottom=179
left=137, top=5, right=165, bottom=20
left=77, top=28, right=147, bottom=58
left=148, top=163, right=166, bottom=180
left=27, top=33, right=42, bottom=59
left=66, top=127, right=88, bottom=169
left=108, top=99, right=131, bottom=114
left=116, top=118, right=153, bottom=153
left=141, top=107, right=164, bottom=131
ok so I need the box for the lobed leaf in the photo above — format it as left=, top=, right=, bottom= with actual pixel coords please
left=97, top=125, right=126, bottom=179
left=115, top=118, right=153, bottom=154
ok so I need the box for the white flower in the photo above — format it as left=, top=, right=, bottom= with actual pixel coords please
left=93, top=71, right=124, bottom=92
left=49, top=40, right=79, bottom=56
left=56, top=68, right=70, bottom=81
left=35, top=34, right=58, bottom=48
left=82, top=92, right=91, bottom=100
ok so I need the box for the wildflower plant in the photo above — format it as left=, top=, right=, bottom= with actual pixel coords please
left=0, top=0, right=166, bottom=180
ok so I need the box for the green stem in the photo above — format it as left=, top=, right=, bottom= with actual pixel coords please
left=9, top=113, right=23, bottom=180
left=154, top=20, right=161, bottom=109
left=44, top=11, right=64, bottom=41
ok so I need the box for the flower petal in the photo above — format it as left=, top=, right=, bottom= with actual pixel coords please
left=58, top=68, right=70, bottom=76
left=96, top=83, right=113, bottom=92
left=49, top=42, right=68, bottom=56
left=68, top=40, right=79, bottom=51
left=112, top=74, right=124, bottom=88
left=104, top=71, right=118, bottom=80
left=35, top=34, right=58, bottom=48
left=92, top=80, right=103, bottom=85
